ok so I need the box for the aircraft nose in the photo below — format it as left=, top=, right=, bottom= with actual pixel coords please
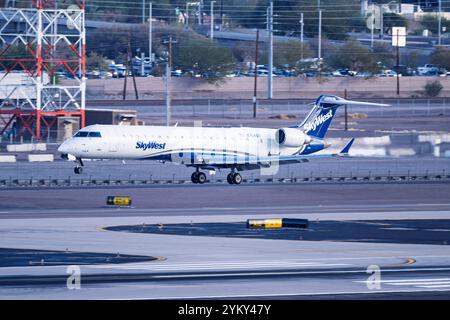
left=58, top=140, right=70, bottom=154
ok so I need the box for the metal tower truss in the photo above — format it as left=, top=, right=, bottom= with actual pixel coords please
left=0, top=0, right=85, bottom=141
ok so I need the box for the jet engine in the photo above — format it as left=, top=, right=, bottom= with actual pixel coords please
left=275, top=128, right=311, bottom=147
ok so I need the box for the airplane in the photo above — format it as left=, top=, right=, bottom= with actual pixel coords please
left=58, top=95, right=389, bottom=185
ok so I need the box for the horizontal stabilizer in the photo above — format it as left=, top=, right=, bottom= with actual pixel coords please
left=320, top=96, right=390, bottom=107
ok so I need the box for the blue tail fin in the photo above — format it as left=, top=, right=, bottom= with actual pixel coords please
left=298, top=95, right=340, bottom=139
left=295, top=95, right=390, bottom=139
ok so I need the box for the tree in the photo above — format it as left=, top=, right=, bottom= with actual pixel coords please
left=274, top=41, right=313, bottom=68
left=172, top=38, right=234, bottom=84
left=86, top=52, right=109, bottom=71
left=259, top=40, right=313, bottom=68
left=420, top=14, right=450, bottom=35
left=382, top=13, right=408, bottom=34
left=326, top=40, right=378, bottom=73
left=0, top=43, right=34, bottom=71
left=372, top=42, right=394, bottom=68
left=405, top=51, right=419, bottom=69
left=291, top=0, right=363, bottom=40
left=430, top=47, right=450, bottom=70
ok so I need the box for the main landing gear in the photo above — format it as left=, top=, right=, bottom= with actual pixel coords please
left=227, top=172, right=242, bottom=185
left=74, top=158, right=84, bottom=175
left=191, top=168, right=242, bottom=185
left=191, top=170, right=207, bottom=184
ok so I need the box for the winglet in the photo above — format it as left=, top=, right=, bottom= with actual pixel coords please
left=340, top=138, right=355, bottom=154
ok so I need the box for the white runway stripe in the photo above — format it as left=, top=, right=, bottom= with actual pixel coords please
left=89, top=260, right=350, bottom=271
left=355, top=278, right=450, bottom=284
left=416, top=285, right=450, bottom=288
left=389, top=281, right=450, bottom=286
left=355, top=278, right=450, bottom=290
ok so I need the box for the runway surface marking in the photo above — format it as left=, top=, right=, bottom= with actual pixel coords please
left=354, top=278, right=450, bottom=289
left=89, top=260, right=351, bottom=271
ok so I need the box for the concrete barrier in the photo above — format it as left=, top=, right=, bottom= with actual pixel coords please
left=28, top=154, right=54, bottom=162
left=0, top=155, right=16, bottom=163
left=7, top=143, right=47, bottom=152
left=77, top=76, right=450, bottom=99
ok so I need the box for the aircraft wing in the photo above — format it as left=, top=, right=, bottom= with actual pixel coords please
left=190, top=138, right=355, bottom=171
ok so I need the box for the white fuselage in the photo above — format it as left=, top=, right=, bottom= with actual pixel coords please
left=58, top=124, right=305, bottom=162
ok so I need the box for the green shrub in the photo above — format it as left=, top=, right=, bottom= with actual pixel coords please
left=424, top=80, right=443, bottom=97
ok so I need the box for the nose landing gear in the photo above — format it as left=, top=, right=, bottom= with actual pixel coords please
left=73, top=158, right=84, bottom=175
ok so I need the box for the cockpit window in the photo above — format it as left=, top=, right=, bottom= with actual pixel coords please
left=74, top=131, right=102, bottom=138
left=74, top=131, right=89, bottom=137
left=88, top=132, right=102, bottom=138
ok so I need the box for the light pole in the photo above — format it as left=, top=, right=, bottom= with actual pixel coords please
left=149, top=2, right=153, bottom=62
left=318, top=10, right=322, bottom=60
left=438, top=0, right=442, bottom=46
left=268, top=1, right=273, bottom=99
left=198, top=0, right=203, bottom=25
left=162, top=36, right=178, bottom=126
left=318, top=0, right=321, bottom=60
left=300, top=12, right=304, bottom=60
left=142, top=0, right=146, bottom=23
left=210, top=1, right=215, bottom=39
left=253, top=29, right=259, bottom=118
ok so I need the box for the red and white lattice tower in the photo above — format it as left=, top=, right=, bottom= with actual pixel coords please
left=0, top=0, right=85, bottom=141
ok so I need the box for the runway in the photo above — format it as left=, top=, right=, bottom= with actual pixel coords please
left=0, top=182, right=450, bottom=299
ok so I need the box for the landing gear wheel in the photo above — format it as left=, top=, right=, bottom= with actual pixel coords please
left=227, top=173, right=234, bottom=184
left=197, top=172, right=207, bottom=184
left=191, top=172, right=199, bottom=183
left=232, top=173, right=242, bottom=185
left=74, top=166, right=83, bottom=175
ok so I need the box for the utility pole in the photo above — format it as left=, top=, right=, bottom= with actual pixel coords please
left=344, top=89, right=348, bottom=131
left=253, top=29, right=259, bottom=118
left=142, top=0, right=146, bottom=23
left=163, top=35, right=177, bottom=69
left=210, top=1, right=215, bottom=39
left=123, top=34, right=139, bottom=100
left=149, top=2, right=153, bottom=62
left=396, top=29, right=400, bottom=95
left=129, top=35, right=139, bottom=99
left=268, top=1, right=273, bottom=99
left=165, top=63, right=171, bottom=126
left=438, top=0, right=442, bottom=46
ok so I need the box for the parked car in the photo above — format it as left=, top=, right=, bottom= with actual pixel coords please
left=332, top=68, right=357, bottom=77
left=417, top=64, right=439, bottom=76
